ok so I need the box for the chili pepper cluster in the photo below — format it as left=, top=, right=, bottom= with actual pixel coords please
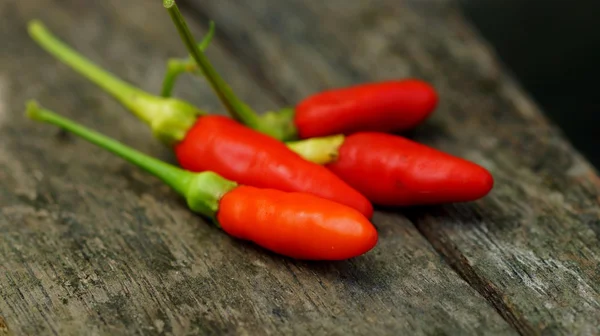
left=24, top=0, right=494, bottom=261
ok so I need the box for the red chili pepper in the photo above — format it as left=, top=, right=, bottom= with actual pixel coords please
left=27, top=20, right=374, bottom=219
left=164, top=6, right=494, bottom=206
left=219, top=186, right=377, bottom=260
left=25, top=102, right=378, bottom=261
left=162, top=1, right=437, bottom=141
left=173, top=115, right=373, bottom=218
left=289, top=133, right=494, bottom=206
left=293, top=80, right=437, bottom=139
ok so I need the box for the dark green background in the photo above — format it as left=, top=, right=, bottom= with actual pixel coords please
left=460, top=0, right=600, bottom=168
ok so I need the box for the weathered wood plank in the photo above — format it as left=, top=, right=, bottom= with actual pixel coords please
left=0, top=0, right=514, bottom=335
left=185, top=0, right=600, bottom=334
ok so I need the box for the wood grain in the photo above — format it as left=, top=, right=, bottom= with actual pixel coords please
left=0, top=0, right=515, bottom=335
left=184, top=0, right=600, bottom=334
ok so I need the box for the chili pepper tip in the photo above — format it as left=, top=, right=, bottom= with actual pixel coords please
left=163, top=0, right=175, bottom=8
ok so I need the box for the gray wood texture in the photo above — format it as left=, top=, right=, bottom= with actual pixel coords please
left=0, top=0, right=598, bottom=335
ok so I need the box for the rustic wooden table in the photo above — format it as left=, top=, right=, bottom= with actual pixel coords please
left=1, top=0, right=599, bottom=335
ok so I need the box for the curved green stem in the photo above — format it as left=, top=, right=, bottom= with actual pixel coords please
left=28, top=20, right=203, bottom=146
left=28, top=20, right=149, bottom=117
left=26, top=101, right=191, bottom=195
left=161, top=21, right=216, bottom=97
left=163, top=2, right=260, bottom=126
left=161, top=59, right=191, bottom=98
left=25, top=101, right=237, bottom=220
left=286, top=135, right=345, bottom=165
left=163, top=1, right=299, bottom=141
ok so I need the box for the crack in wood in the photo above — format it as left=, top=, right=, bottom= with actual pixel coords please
left=410, top=214, right=536, bottom=336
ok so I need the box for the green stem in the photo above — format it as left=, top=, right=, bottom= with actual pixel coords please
left=28, top=20, right=203, bottom=146
left=25, top=101, right=237, bottom=220
left=162, top=2, right=299, bottom=141
left=163, top=0, right=261, bottom=128
left=161, top=59, right=188, bottom=98
left=161, top=21, right=216, bottom=97
left=28, top=20, right=149, bottom=117
left=26, top=100, right=192, bottom=195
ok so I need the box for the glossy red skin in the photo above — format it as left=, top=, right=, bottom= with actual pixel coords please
left=325, top=132, right=494, bottom=206
left=217, top=185, right=378, bottom=260
left=174, top=115, right=373, bottom=218
left=293, top=79, right=438, bottom=139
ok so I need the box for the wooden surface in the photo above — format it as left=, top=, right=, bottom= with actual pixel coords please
left=1, top=0, right=599, bottom=335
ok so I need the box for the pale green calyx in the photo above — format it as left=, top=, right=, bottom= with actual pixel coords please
left=184, top=171, right=238, bottom=224
left=286, top=134, right=345, bottom=165
left=130, top=93, right=201, bottom=146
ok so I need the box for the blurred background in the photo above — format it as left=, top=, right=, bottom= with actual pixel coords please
left=459, top=0, right=600, bottom=168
